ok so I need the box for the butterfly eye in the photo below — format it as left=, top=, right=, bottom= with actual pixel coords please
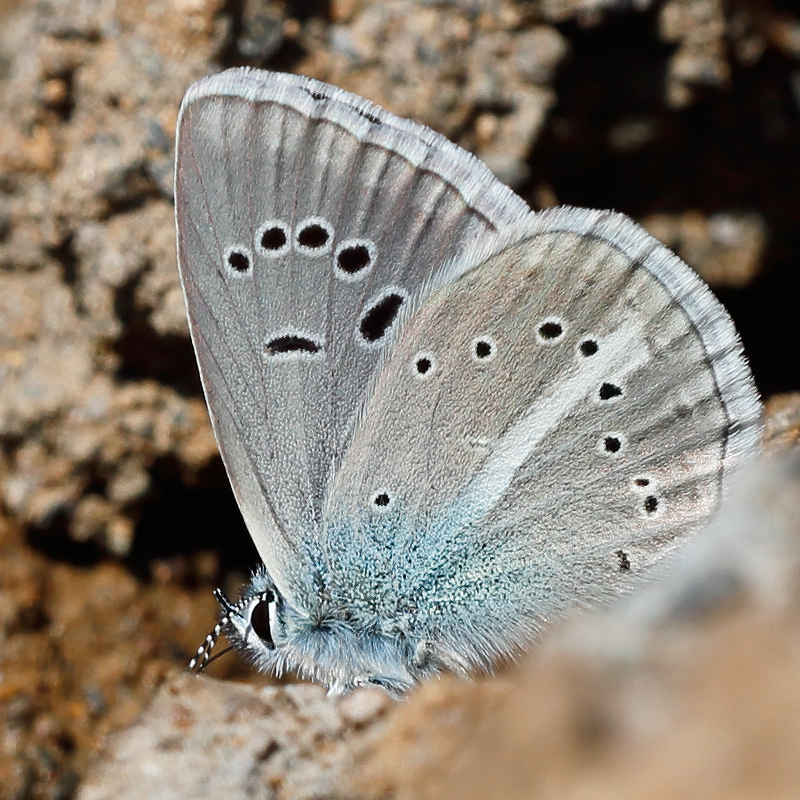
left=250, top=596, right=275, bottom=649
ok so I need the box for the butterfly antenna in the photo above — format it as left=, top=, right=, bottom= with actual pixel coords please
left=198, top=644, right=236, bottom=670
left=186, top=588, right=243, bottom=673
left=213, top=587, right=238, bottom=614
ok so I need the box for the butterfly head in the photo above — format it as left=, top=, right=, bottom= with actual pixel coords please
left=188, top=566, right=437, bottom=695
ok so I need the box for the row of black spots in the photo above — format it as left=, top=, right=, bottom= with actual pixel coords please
left=537, top=318, right=607, bottom=373
left=585, top=335, right=656, bottom=517
left=587, top=339, right=656, bottom=518
left=534, top=316, right=598, bottom=358
left=598, top=433, right=662, bottom=511
left=596, top=433, right=660, bottom=517
left=303, top=87, right=329, bottom=102
left=258, top=219, right=376, bottom=279
left=412, top=335, right=498, bottom=376
left=224, top=221, right=376, bottom=279
left=398, top=320, right=597, bottom=379
left=410, top=334, right=499, bottom=379
left=408, top=334, right=498, bottom=379
left=301, top=85, right=383, bottom=126
left=271, top=217, right=333, bottom=256
left=630, top=475, right=660, bottom=518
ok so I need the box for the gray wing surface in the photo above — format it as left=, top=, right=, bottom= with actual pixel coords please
left=325, top=207, right=761, bottom=662
left=175, top=68, right=530, bottom=601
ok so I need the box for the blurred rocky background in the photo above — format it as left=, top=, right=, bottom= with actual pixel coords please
left=0, top=0, right=799, bottom=797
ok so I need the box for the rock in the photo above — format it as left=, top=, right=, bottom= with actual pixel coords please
left=76, top=677, right=394, bottom=800
left=642, top=210, right=767, bottom=289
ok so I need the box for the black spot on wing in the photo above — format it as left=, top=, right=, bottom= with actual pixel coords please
left=338, top=245, right=371, bottom=274
left=359, top=293, right=405, bottom=343
left=265, top=335, right=322, bottom=356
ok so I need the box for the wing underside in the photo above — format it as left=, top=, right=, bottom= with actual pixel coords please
left=175, top=69, right=531, bottom=601
left=323, top=207, right=761, bottom=664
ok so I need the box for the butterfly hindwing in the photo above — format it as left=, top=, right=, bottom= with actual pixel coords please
left=324, top=207, right=761, bottom=665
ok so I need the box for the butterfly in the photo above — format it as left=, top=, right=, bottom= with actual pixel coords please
left=175, top=68, right=761, bottom=693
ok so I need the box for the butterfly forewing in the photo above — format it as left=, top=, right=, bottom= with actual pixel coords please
left=175, top=69, right=530, bottom=602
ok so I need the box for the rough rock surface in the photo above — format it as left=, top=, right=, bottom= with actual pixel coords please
left=1, top=0, right=799, bottom=798
left=77, top=678, right=391, bottom=800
